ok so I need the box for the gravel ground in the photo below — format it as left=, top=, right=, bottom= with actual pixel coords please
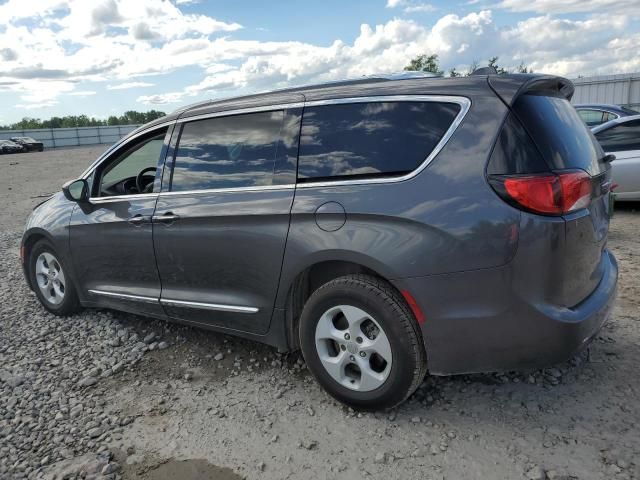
left=1, top=147, right=639, bottom=480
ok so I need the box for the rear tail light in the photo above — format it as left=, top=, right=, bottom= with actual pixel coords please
left=490, top=170, right=593, bottom=215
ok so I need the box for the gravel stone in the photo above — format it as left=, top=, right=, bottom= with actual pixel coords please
left=1, top=147, right=639, bottom=480
left=77, top=376, right=98, bottom=388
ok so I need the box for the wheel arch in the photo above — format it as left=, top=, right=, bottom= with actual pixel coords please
left=21, top=229, right=54, bottom=290
left=280, top=256, right=410, bottom=352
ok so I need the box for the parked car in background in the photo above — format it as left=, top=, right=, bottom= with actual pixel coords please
left=21, top=73, right=618, bottom=409
left=10, top=136, right=44, bottom=152
left=592, top=115, right=640, bottom=201
left=575, top=104, right=639, bottom=127
left=0, top=139, right=25, bottom=154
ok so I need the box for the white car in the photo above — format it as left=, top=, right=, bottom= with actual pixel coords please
left=592, top=114, right=640, bottom=201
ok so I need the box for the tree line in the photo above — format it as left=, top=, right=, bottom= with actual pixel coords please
left=2, top=110, right=166, bottom=130
left=404, top=55, right=531, bottom=77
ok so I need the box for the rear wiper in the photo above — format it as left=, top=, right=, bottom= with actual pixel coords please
left=602, top=154, right=616, bottom=163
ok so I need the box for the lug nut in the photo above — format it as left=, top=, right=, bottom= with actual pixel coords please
left=349, top=355, right=355, bottom=361
left=356, top=337, right=363, bottom=344
left=340, top=344, right=346, bottom=351
left=359, top=351, right=366, bottom=357
left=344, top=333, right=350, bottom=340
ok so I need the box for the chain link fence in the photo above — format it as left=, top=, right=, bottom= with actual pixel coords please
left=0, top=125, right=142, bottom=149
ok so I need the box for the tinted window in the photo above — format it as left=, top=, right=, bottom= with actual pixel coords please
left=487, top=113, right=548, bottom=175
left=595, top=120, right=640, bottom=152
left=577, top=109, right=604, bottom=126
left=172, top=111, right=284, bottom=191
left=515, top=95, right=605, bottom=175
left=297, top=101, right=461, bottom=181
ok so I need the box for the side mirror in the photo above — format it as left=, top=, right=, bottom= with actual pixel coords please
left=62, top=179, right=89, bottom=202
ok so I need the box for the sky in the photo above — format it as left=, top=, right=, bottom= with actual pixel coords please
left=1, top=0, right=639, bottom=124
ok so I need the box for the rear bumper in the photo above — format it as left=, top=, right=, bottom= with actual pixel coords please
left=393, top=250, right=618, bottom=375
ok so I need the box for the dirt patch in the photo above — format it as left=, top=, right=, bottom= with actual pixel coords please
left=122, top=457, right=244, bottom=480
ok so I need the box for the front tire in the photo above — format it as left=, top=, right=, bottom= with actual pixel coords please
left=299, top=274, right=427, bottom=410
left=29, top=239, right=80, bottom=316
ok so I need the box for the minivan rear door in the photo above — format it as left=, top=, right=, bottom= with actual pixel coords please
left=152, top=106, right=302, bottom=335
left=512, top=93, right=611, bottom=306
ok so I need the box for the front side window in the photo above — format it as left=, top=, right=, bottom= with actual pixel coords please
left=595, top=120, right=640, bottom=152
left=297, top=101, right=461, bottom=181
left=171, top=111, right=284, bottom=191
left=97, top=129, right=167, bottom=197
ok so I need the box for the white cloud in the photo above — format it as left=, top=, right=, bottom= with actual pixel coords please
left=107, top=82, right=155, bottom=90
left=67, top=90, right=97, bottom=96
left=1, top=0, right=639, bottom=116
left=386, top=0, right=436, bottom=13
left=137, top=92, right=185, bottom=105
left=498, top=0, right=640, bottom=15
left=404, top=4, right=436, bottom=13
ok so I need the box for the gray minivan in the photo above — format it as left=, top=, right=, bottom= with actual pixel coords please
left=21, top=73, right=618, bottom=409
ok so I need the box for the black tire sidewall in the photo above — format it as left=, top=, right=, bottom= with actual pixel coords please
left=300, top=277, right=422, bottom=409
left=29, top=240, right=78, bottom=315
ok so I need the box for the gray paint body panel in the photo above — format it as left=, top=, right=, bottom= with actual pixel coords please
left=21, top=74, right=618, bottom=374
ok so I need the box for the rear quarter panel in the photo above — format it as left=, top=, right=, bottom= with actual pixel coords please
left=276, top=92, right=520, bottom=307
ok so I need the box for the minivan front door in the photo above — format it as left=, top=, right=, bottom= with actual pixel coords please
left=70, top=126, right=171, bottom=317
left=153, top=107, right=301, bottom=334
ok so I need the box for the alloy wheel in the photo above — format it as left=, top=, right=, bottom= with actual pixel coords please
left=314, top=305, right=392, bottom=392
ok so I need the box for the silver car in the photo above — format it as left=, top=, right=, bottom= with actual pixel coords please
left=592, top=114, right=640, bottom=201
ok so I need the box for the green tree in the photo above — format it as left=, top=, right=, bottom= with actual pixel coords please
left=465, top=60, right=479, bottom=76
left=487, top=56, right=508, bottom=74
left=404, top=54, right=443, bottom=75
left=516, top=62, right=531, bottom=73
left=1, top=110, right=166, bottom=130
left=448, top=67, right=461, bottom=77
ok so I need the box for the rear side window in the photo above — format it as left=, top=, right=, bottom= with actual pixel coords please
left=487, top=113, right=548, bottom=175
left=514, top=95, right=605, bottom=175
left=171, top=111, right=284, bottom=191
left=577, top=109, right=605, bottom=126
left=297, top=101, right=461, bottom=181
left=595, top=120, right=640, bottom=152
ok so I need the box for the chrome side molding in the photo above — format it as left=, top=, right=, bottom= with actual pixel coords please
left=160, top=298, right=259, bottom=314
left=88, top=289, right=258, bottom=314
left=87, top=289, right=159, bottom=304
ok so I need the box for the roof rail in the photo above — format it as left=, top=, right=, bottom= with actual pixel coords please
left=471, top=66, right=498, bottom=76
left=370, top=71, right=443, bottom=80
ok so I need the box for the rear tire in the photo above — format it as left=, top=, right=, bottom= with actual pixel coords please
left=299, top=274, right=427, bottom=410
left=29, top=239, right=80, bottom=316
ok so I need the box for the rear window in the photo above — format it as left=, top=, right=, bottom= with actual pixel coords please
left=297, top=101, right=461, bottom=181
left=514, top=95, right=605, bottom=175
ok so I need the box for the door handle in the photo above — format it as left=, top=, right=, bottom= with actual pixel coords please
left=128, top=215, right=151, bottom=226
left=153, top=212, right=180, bottom=225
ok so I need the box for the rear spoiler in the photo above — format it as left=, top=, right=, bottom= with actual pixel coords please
left=487, top=74, right=575, bottom=107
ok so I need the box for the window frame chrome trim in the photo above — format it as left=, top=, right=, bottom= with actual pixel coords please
left=175, top=102, right=305, bottom=124
left=575, top=107, right=621, bottom=120
left=159, top=184, right=296, bottom=197
left=80, top=121, right=176, bottom=180
left=296, top=95, right=471, bottom=188
left=89, top=193, right=160, bottom=203
left=79, top=95, right=470, bottom=197
left=160, top=298, right=259, bottom=314
left=88, top=289, right=159, bottom=304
